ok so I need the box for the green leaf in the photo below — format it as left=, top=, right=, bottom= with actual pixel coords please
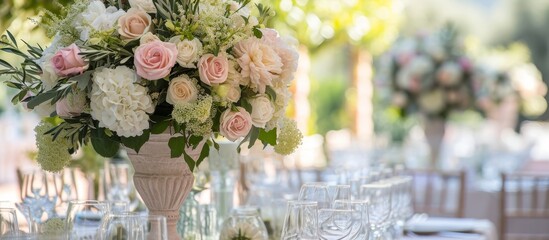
left=121, top=130, right=150, bottom=153
left=253, top=27, right=263, bottom=38
left=0, top=59, right=13, bottom=69
left=247, top=127, right=260, bottom=149
left=188, top=135, right=203, bottom=147
left=150, top=120, right=170, bottom=134
left=71, top=71, right=93, bottom=90
left=91, top=128, right=120, bottom=157
left=196, top=142, right=209, bottom=168
left=265, top=86, right=277, bottom=101
left=168, top=136, right=185, bottom=158
left=6, top=31, right=17, bottom=48
left=183, top=153, right=196, bottom=172
left=27, top=90, right=57, bottom=109
left=11, top=89, right=28, bottom=105
left=258, top=128, right=277, bottom=147
left=1, top=47, right=27, bottom=58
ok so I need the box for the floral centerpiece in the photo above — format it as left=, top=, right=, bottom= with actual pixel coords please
left=376, top=26, right=476, bottom=166
left=376, top=26, right=476, bottom=120
left=0, top=0, right=303, bottom=173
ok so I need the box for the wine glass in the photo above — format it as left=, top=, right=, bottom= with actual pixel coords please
left=318, top=208, right=355, bottom=240
left=281, top=201, right=318, bottom=240
left=361, top=183, right=392, bottom=239
left=1, top=202, right=32, bottom=234
left=65, top=200, right=109, bottom=240
left=55, top=168, right=79, bottom=215
left=19, top=170, right=59, bottom=226
left=105, top=160, right=138, bottom=211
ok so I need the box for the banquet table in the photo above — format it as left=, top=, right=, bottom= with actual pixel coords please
left=403, top=217, right=497, bottom=240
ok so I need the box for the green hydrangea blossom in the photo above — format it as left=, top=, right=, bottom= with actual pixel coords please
left=274, top=118, right=303, bottom=155
left=35, top=121, right=72, bottom=172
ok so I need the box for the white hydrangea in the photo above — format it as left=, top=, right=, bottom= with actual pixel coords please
left=90, top=66, right=154, bottom=137
left=75, top=1, right=126, bottom=41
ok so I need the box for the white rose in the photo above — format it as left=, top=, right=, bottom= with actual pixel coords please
left=140, top=32, right=160, bottom=45
left=41, top=56, right=60, bottom=91
left=169, top=36, right=203, bottom=68
left=128, top=0, right=157, bottom=13
left=166, top=74, right=199, bottom=105
left=249, top=95, right=275, bottom=128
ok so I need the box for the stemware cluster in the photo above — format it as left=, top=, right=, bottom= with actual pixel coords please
left=280, top=169, right=414, bottom=240
left=0, top=199, right=167, bottom=240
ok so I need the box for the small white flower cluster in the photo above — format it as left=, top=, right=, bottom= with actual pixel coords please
left=90, top=66, right=154, bottom=137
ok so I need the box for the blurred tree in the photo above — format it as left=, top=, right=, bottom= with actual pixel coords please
left=0, top=0, right=73, bottom=33
left=263, top=0, right=402, bottom=139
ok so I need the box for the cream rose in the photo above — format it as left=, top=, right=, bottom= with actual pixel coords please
left=220, top=107, right=252, bottom=141
left=140, top=32, right=160, bottom=45
left=166, top=74, right=198, bottom=105
left=128, top=0, right=157, bottom=13
left=226, top=85, right=241, bottom=103
left=117, top=8, right=151, bottom=41
left=249, top=95, right=275, bottom=128
left=198, top=53, right=229, bottom=85
left=169, top=36, right=203, bottom=68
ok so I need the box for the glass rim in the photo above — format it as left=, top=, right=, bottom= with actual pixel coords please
left=286, top=200, right=318, bottom=206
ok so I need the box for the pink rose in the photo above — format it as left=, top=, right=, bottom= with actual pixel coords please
left=51, top=44, right=88, bottom=77
left=134, top=41, right=178, bottom=80
left=55, top=98, right=78, bottom=118
left=198, top=53, right=229, bottom=85
left=55, top=91, right=86, bottom=118
left=117, top=8, right=152, bottom=41
left=219, top=107, right=252, bottom=141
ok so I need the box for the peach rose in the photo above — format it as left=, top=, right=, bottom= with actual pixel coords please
left=134, top=40, right=178, bottom=80
left=198, top=53, right=229, bottom=85
left=166, top=74, right=198, bottom=105
left=51, top=44, right=88, bottom=77
left=220, top=107, right=252, bottom=141
left=118, top=8, right=151, bottom=41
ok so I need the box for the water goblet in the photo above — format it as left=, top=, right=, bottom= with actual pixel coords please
left=333, top=200, right=369, bottom=239
left=100, top=213, right=167, bottom=240
left=19, top=171, right=59, bottom=226
left=318, top=208, right=356, bottom=240
left=281, top=201, right=318, bottom=240
left=298, top=182, right=330, bottom=208
left=65, top=200, right=109, bottom=240
left=0, top=208, right=20, bottom=237
left=361, top=183, right=392, bottom=239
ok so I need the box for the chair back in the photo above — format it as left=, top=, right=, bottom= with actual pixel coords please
left=500, top=172, right=549, bottom=240
left=408, top=169, right=466, bottom=218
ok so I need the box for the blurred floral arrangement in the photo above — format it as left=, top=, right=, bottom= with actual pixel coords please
left=376, top=25, right=476, bottom=120
left=473, top=43, right=547, bottom=119
left=0, top=0, right=303, bottom=173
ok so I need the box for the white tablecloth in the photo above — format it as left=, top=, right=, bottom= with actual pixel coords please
left=404, top=217, right=497, bottom=240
